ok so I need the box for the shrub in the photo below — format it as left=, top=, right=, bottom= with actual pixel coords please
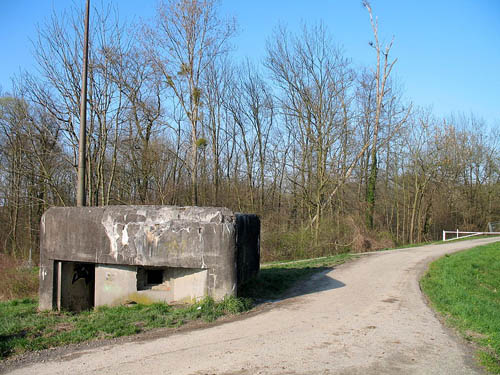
left=0, top=254, right=39, bottom=301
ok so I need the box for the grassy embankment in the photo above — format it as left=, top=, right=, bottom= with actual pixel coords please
left=0, top=253, right=354, bottom=360
left=420, top=241, right=500, bottom=374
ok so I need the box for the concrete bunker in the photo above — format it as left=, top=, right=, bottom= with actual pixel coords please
left=39, top=206, right=260, bottom=311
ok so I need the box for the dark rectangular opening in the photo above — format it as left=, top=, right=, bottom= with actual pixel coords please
left=137, top=267, right=166, bottom=290
left=57, top=261, right=95, bottom=312
left=147, top=269, right=164, bottom=285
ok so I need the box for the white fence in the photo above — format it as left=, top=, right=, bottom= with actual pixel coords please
left=442, top=230, right=500, bottom=242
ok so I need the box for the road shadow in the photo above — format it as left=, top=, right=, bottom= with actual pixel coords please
left=281, top=268, right=345, bottom=300
left=239, top=266, right=345, bottom=303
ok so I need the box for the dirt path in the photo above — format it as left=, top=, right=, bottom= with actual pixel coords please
left=5, top=238, right=499, bottom=375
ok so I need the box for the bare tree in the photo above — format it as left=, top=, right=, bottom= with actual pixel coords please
left=226, top=61, right=274, bottom=211
left=0, top=94, right=66, bottom=258
left=266, top=24, right=362, bottom=243
left=363, top=1, right=411, bottom=229
left=146, top=0, right=235, bottom=205
left=20, top=3, right=129, bottom=207
left=202, top=58, right=233, bottom=205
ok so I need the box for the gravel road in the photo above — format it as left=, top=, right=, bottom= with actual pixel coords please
left=5, top=238, right=499, bottom=375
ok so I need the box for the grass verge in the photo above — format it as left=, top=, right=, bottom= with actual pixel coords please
left=0, top=253, right=354, bottom=360
left=420, top=242, right=500, bottom=373
left=0, top=296, right=252, bottom=360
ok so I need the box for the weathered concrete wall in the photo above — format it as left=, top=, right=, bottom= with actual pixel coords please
left=163, top=268, right=208, bottom=302
left=38, top=253, right=55, bottom=310
left=95, top=264, right=137, bottom=307
left=94, top=265, right=209, bottom=306
left=39, top=206, right=259, bottom=311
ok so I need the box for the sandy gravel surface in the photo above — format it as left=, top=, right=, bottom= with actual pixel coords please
left=4, top=237, right=499, bottom=375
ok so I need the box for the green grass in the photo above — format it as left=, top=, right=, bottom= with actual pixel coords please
left=420, top=242, right=500, bottom=373
left=0, top=253, right=354, bottom=360
left=0, top=296, right=252, bottom=360
left=240, top=253, right=354, bottom=301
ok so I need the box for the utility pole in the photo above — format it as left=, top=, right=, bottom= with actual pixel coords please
left=77, top=0, right=90, bottom=206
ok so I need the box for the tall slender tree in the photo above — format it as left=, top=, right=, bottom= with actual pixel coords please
left=146, top=0, right=235, bottom=205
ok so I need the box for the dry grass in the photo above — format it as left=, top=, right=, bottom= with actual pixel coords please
left=0, top=254, right=39, bottom=301
left=347, top=215, right=394, bottom=253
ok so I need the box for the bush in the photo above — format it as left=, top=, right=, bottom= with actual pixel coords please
left=0, top=254, right=39, bottom=301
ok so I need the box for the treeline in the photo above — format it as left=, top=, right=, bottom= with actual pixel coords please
left=1, top=0, right=499, bottom=262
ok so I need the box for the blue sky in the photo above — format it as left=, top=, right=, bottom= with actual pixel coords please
left=1, top=1, right=499, bottom=126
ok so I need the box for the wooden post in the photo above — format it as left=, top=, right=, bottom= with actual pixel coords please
left=57, top=261, right=62, bottom=312
left=77, top=0, right=90, bottom=207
